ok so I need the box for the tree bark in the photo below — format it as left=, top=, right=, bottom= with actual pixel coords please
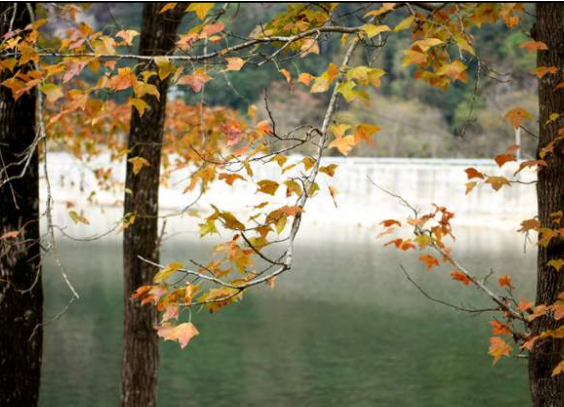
left=120, top=4, right=183, bottom=407
left=529, top=4, right=564, bottom=407
left=0, top=4, right=43, bottom=407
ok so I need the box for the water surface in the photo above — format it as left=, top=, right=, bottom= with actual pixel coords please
left=40, top=223, right=535, bottom=407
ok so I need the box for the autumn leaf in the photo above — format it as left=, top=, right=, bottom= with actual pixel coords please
left=39, top=83, right=63, bottom=103
left=128, top=156, right=150, bottom=174
left=160, top=3, right=177, bottom=13
left=547, top=259, right=564, bottom=272
left=130, top=98, right=150, bottom=117
left=154, top=262, right=184, bottom=283
left=517, top=218, right=540, bottom=233
left=116, top=29, right=139, bottom=46
left=518, top=298, right=533, bottom=312
left=419, top=254, right=440, bottom=271
left=380, top=219, right=401, bottom=228
left=490, top=320, right=511, bottom=336
left=225, top=57, right=244, bottom=72
left=257, top=180, right=279, bottom=195
left=451, top=270, right=472, bottom=286
left=485, top=176, right=510, bottom=191
left=1, top=230, right=20, bottom=240
left=531, top=66, right=558, bottom=78
left=519, top=40, right=548, bottom=53
left=498, top=274, right=513, bottom=289
left=177, top=68, right=211, bottom=92
left=489, top=337, right=511, bottom=365
left=362, top=24, right=390, bottom=39
left=218, top=173, right=245, bottom=186
left=552, top=360, right=564, bottom=377
left=328, top=135, right=356, bottom=156
left=298, top=73, right=314, bottom=86
left=354, top=123, right=380, bottom=144
left=464, top=167, right=484, bottom=180
left=319, top=164, right=338, bottom=177
left=186, top=3, right=215, bottom=20
left=329, top=185, right=338, bottom=208
left=157, top=322, right=199, bottom=349
left=401, top=50, right=426, bottom=67
left=394, top=15, right=415, bottom=32
left=505, top=107, right=532, bottom=128
left=436, top=61, right=468, bottom=82
left=414, top=38, right=443, bottom=52
left=69, top=211, right=89, bottom=225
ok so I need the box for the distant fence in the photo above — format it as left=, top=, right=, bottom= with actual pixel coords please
left=43, top=153, right=537, bottom=229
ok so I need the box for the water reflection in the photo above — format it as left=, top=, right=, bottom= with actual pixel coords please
left=40, top=223, right=534, bottom=407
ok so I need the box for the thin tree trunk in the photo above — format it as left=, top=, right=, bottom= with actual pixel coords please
left=120, top=4, right=183, bottom=407
left=529, top=4, right=564, bottom=407
left=0, top=4, right=43, bottom=407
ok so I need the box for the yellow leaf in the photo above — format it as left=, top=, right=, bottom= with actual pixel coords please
left=69, top=211, right=90, bottom=225
left=329, top=135, right=356, bottom=156
left=154, top=262, right=184, bottom=283
left=548, top=259, right=564, bottom=272
left=362, top=24, right=390, bottom=39
left=485, top=176, right=510, bottom=191
left=257, top=180, right=279, bottom=195
left=39, top=83, right=63, bottom=103
left=160, top=3, right=177, bottom=13
left=186, top=3, right=215, bottom=20
left=394, top=15, right=415, bottom=32
left=328, top=124, right=351, bottom=138
left=128, top=156, right=150, bottom=174
left=225, top=57, right=244, bottom=72
left=130, top=98, right=150, bottom=117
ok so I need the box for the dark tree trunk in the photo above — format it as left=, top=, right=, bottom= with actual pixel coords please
left=0, top=4, right=42, bottom=407
left=529, top=4, right=564, bottom=407
left=121, top=4, right=183, bottom=407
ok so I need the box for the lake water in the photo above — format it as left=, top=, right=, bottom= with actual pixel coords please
left=39, top=222, right=535, bottom=407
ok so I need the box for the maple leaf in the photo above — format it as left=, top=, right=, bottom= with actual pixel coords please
left=419, top=254, right=440, bottom=271
left=1, top=230, right=20, bottom=240
left=160, top=3, right=177, bottom=13
left=354, top=123, right=380, bottom=144
left=225, top=57, right=244, bottom=72
left=329, top=135, right=356, bottom=156
left=130, top=98, right=150, bottom=117
left=551, top=303, right=564, bottom=321
left=505, top=107, right=532, bottom=128
left=116, top=29, right=139, bottom=46
left=319, top=164, right=339, bottom=177
left=380, top=219, right=401, bottom=228
left=128, top=156, right=150, bottom=174
left=154, top=262, right=184, bottom=283
left=186, top=3, right=215, bottom=20
left=451, top=270, right=472, bottom=286
left=519, top=40, right=548, bottom=53
left=518, top=298, right=534, bottom=312
left=436, top=61, right=468, bottom=82
left=490, top=320, right=511, bottom=336
left=485, top=176, right=510, bottom=191
left=218, top=173, right=245, bottom=186
left=131, top=285, right=153, bottom=300
left=177, top=69, right=211, bottom=92
left=464, top=167, right=484, bottom=180
left=362, top=24, right=390, bottom=39
left=39, top=83, right=63, bottom=103
left=413, top=38, right=443, bottom=52
left=298, top=73, right=314, bottom=86
left=401, top=50, right=426, bottom=67
left=69, top=211, right=89, bottom=225
left=394, top=15, right=414, bottom=32
left=489, top=337, right=511, bottom=365
left=257, top=180, right=279, bottom=195
left=547, top=259, right=564, bottom=272
left=552, top=360, right=564, bottom=377
left=517, top=218, right=540, bottom=233
left=498, top=274, right=513, bottom=289
left=531, top=66, right=558, bottom=78
left=157, top=322, right=199, bottom=349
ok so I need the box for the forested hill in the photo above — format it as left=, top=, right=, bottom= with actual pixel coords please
left=66, top=3, right=537, bottom=159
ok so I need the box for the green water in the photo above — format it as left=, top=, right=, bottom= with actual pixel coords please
left=40, top=225, right=534, bottom=407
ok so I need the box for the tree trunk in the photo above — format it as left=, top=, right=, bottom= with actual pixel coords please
left=0, top=4, right=43, bottom=407
left=120, top=4, right=183, bottom=407
left=529, top=4, right=564, bottom=407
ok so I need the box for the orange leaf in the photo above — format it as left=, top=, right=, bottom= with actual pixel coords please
left=519, top=40, right=548, bottom=53
left=490, top=320, right=511, bottom=336
left=531, top=66, right=558, bottom=78
left=485, top=176, right=510, bottom=191
left=451, top=270, right=471, bottom=286
left=0, top=230, right=19, bottom=240
left=464, top=167, right=484, bottom=180
left=498, top=274, right=513, bottom=289
left=419, top=254, right=439, bottom=271
left=488, top=336, right=511, bottom=364
left=225, top=57, right=244, bottom=72
left=505, top=107, right=532, bottom=128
